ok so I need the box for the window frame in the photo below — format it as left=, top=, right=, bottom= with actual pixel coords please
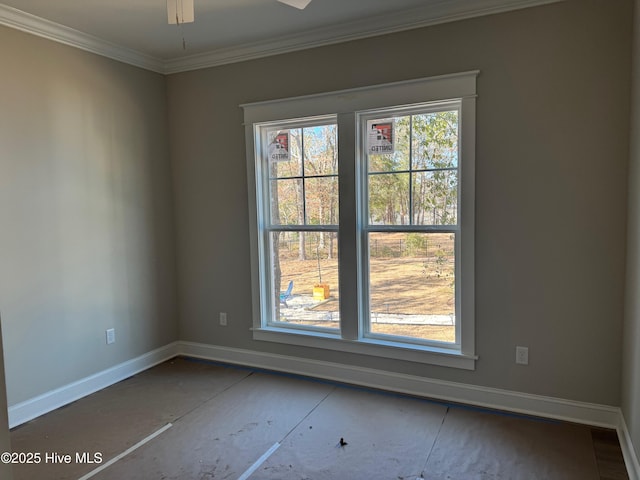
left=255, top=115, right=340, bottom=335
left=243, top=71, right=478, bottom=370
left=358, top=102, right=462, bottom=349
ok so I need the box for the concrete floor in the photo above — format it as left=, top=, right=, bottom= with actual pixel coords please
left=9, top=357, right=628, bottom=480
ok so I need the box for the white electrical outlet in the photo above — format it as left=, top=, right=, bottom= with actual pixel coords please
left=516, top=346, right=528, bottom=365
left=219, top=312, right=227, bottom=326
left=106, top=328, right=116, bottom=345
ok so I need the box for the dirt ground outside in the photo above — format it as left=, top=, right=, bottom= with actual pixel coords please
left=277, top=232, right=456, bottom=343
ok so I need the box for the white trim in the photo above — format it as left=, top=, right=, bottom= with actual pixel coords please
left=4, top=339, right=637, bottom=479
left=0, top=3, right=164, bottom=73
left=243, top=72, right=477, bottom=370
left=0, top=0, right=564, bottom=74
left=252, top=327, right=476, bottom=370
left=619, top=413, right=640, bottom=480
left=7, top=342, right=180, bottom=428
left=241, top=71, right=479, bottom=123
left=163, top=0, right=564, bottom=74
left=178, top=341, right=620, bottom=429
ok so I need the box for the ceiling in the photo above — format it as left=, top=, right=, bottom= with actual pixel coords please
left=0, top=0, right=562, bottom=73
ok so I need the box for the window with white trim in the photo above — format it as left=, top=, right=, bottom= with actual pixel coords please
left=243, top=72, right=477, bottom=369
left=258, top=118, right=340, bottom=332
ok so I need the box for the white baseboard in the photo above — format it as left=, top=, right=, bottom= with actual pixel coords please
left=7, top=339, right=638, bottom=479
left=8, top=342, right=180, bottom=428
left=619, top=414, right=640, bottom=480
left=182, top=341, right=640, bottom=478
left=177, top=341, right=620, bottom=429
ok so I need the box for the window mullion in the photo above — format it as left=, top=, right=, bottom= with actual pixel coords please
left=409, top=114, right=414, bottom=225
left=301, top=128, right=307, bottom=226
left=337, top=112, right=359, bottom=341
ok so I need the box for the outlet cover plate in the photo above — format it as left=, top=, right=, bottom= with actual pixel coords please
left=106, top=328, right=115, bottom=345
left=516, top=346, right=528, bottom=365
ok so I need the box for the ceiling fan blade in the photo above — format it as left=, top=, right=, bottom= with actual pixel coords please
left=278, top=0, right=312, bottom=10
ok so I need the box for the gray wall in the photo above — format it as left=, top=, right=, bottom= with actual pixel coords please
left=0, top=0, right=634, bottom=452
left=168, top=0, right=631, bottom=406
left=0, top=26, right=178, bottom=405
left=623, top=0, right=640, bottom=464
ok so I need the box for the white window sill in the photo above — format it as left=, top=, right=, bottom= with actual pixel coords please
left=252, top=326, right=477, bottom=370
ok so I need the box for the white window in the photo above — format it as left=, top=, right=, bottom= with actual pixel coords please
left=256, top=118, right=340, bottom=333
left=243, top=72, right=477, bottom=369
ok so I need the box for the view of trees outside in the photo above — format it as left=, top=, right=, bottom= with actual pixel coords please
left=366, top=110, right=458, bottom=342
left=265, top=109, right=459, bottom=344
left=368, top=111, right=458, bottom=226
left=267, top=124, right=340, bottom=328
left=367, top=232, right=455, bottom=341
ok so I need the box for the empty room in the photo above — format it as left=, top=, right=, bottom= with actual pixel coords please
left=1, top=0, right=640, bottom=478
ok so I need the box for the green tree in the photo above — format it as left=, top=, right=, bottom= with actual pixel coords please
left=411, top=111, right=458, bottom=225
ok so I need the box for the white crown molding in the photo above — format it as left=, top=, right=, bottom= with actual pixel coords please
left=164, top=0, right=564, bottom=74
left=0, top=3, right=165, bottom=74
left=1, top=0, right=564, bottom=75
